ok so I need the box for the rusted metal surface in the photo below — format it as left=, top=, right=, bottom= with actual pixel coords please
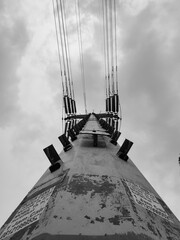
left=0, top=114, right=180, bottom=240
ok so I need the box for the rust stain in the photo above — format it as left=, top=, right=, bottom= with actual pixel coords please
left=31, top=232, right=155, bottom=240
left=95, top=217, right=104, bottom=223
left=99, top=203, right=106, bottom=209
left=147, top=222, right=158, bottom=237
left=66, top=174, right=116, bottom=197
left=121, top=207, right=130, bottom=217
left=156, top=228, right=162, bottom=238
left=2, top=173, right=180, bottom=240
left=108, top=215, right=120, bottom=225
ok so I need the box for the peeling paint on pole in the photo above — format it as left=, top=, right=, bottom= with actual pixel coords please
left=0, top=115, right=180, bottom=239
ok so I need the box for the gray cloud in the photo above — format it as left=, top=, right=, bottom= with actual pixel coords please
left=0, top=1, right=29, bottom=127
left=119, top=1, right=180, bottom=144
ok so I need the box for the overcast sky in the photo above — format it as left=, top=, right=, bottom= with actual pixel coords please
left=0, top=0, right=180, bottom=227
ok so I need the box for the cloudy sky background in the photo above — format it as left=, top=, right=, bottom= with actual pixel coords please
left=0, top=0, right=180, bottom=226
